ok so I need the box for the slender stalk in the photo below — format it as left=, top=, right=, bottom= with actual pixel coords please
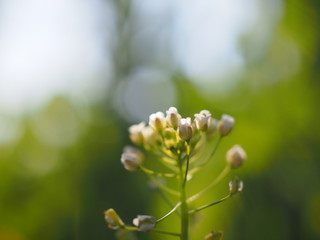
left=188, top=165, right=230, bottom=203
left=156, top=202, right=181, bottom=223
left=180, top=187, right=188, bottom=240
left=188, top=194, right=231, bottom=214
left=179, top=141, right=190, bottom=240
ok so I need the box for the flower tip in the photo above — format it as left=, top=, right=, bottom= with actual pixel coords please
left=218, top=114, right=235, bottom=136
left=132, top=215, right=156, bottom=232
left=226, top=144, right=246, bottom=169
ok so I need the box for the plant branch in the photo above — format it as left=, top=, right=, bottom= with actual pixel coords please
left=188, top=194, right=231, bottom=214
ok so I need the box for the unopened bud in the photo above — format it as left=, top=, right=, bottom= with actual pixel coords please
left=178, top=117, right=193, bottom=141
left=218, top=114, right=235, bottom=136
left=129, top=122, right=145, bottom=145
left=229, top=176, right=244, bottom=195
left=206, top=117, right=218, bottom=139
left=120, top=147, right=143, bottom=171
left=204, top=230, right=224, bottom=240
left=226, top=145, right=246, bottom=168
left=104, top=208, right=125, bottom=229
left=132, top=215, right=156, bottom=232
left=166, top=107, right=181, bottom=129
left=149, top=112, right=166, bottom=132
left=194, top=110, right=211, bottom=131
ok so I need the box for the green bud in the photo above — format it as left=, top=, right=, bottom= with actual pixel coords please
left=229, top=176, right=244, bottom=195
left=104, top=208, right=125, bottom=229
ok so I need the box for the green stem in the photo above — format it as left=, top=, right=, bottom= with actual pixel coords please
left=187, top=165, right=230, bottom=203
left=179, top=141, right=190, bottom=240
left=188, top=194, right=231, bottom=214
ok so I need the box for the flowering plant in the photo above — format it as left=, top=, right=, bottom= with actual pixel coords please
left=105, top=107, right=246, bottom=240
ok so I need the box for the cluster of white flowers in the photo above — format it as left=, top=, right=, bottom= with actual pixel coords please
left=106, top=107, right=247, bottom=239
left=122, top=107, right=245, bottom=171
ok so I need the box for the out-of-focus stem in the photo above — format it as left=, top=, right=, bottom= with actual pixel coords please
left=147, top=175, right=180, bottom=197
left=188, top=136, right=222, bottom=176
left=140, top=166, right=177, bottom=178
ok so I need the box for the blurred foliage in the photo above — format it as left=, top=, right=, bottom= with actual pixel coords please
left=1, top=0, right=320, bottom=240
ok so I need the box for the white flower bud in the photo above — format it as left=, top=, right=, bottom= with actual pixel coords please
left=218, top=114, right=235, bottom=136
left=204, top=230, right=223, bottom=240
left=194, top=110, right=211, bottom=131
left=206, top=118, right=218, bottom=139
left=123, top=146, right=144, bottom=161
left=132, top=215, right=156, bottom=232
left=166, top=107, right=181, bottom=129
left=120, top=148, right=142, bottom=171
left=104, top=208, right=125, bottom=229
left=149, top=112, right=166, bottom=131
left=226, top=145, right=246, bottom=169
left=178, top=117, right=193, bottom=141
left=129, top=122, right=145, bottom=145
left=142, top=126, right=159, bottom=147
left=229, top=176, right=244, bottom=195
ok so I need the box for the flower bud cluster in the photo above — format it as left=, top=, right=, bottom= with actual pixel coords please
left=123, top=107, right=242, bottom=172
left=108, top=107, right=247, bottom=238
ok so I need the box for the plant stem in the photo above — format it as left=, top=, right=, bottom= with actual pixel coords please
left=179, top=142, right=190, bottom=240
left=180, top=187, right=188, bottom=240
left=188, top=194, right=231, bottom=214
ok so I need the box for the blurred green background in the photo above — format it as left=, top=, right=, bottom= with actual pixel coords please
left=0, top=0, right=320, bottom=239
